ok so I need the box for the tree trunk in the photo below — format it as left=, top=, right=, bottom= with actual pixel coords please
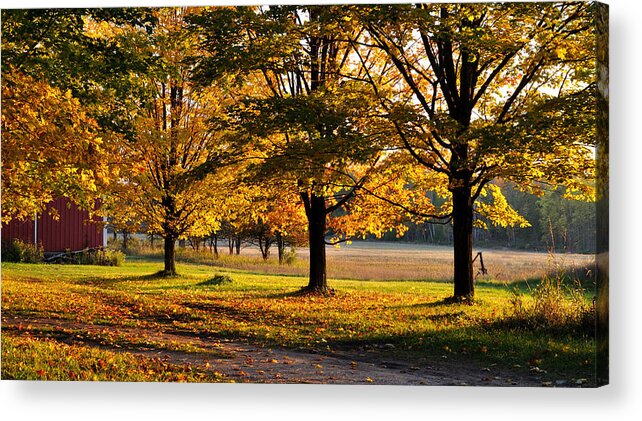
left=235, top=236, right=241, bottom=255
left=163, top=235, right=177, bottom=276
left=452, top=188, right=474, bottom=300
left=122, top=229, right=129, bottom=251
left=306, top=194, right=328, bottom=293
left=276, top=231, right=285, bottom=265
left=213, top=234, right=219, bottom=257
left=228, top=238, right=234, bottom=255
left=258, top=236, right=270, bottom=260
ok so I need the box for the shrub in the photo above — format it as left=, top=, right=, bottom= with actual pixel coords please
left=1, top=239, right=44, bottom=263
left=282, top=247, right=298, bottom=265
left=198, top=273, right=233, bottom=286
left=53, top=248, right=125, bottom=266
left=505, top=274, right=595, bottom=336
left=102, top=249, right=126, bottom=266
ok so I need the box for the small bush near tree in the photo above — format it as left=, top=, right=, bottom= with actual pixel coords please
left=1, top=239, right=44, bottom=263
left=282, top=247, right=297, bottom=265
left=505, top=275, right=595, bottom=336
left=198, top=273, right=233, bottom=286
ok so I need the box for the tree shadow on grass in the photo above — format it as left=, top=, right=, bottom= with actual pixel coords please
left=474, top=279, right=532, bottom=293
left=261, top=287, right=333, bottom=299
left=2, top=323, right=232, bottom=359
left=262, top=290, right=304, bottom=299
left=389, top=296, right=477, bottom=310
left=72, top=271, right=185, bottom=288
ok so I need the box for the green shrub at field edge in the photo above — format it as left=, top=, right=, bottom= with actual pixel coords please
left=504, top=274, right=595, bottom=337
left=1, top=239, right=43, bottom=263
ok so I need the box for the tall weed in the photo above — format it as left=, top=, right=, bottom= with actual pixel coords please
left=506, top=272, right=595, bottom=336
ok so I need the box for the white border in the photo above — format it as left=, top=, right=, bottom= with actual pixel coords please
left=2, top=1, right=641, bottom=420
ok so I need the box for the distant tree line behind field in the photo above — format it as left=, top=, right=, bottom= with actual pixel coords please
left=112, top=181, right=596, bottom=256
left=379, top=182, right=596, bottom=254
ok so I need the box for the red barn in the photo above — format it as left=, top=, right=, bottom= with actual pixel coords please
left=1, top=198, right=106, bottom=253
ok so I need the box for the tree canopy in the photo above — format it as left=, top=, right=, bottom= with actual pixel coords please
left=345, top=2, right=596, bottom=299
left=190, top=5, right=412, bottom=292
left=1, top=4, right=599, bottom=299
left=1, top=9, right=156, bottom=221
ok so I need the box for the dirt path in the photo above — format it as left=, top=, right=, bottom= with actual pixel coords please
left=2, top=315, right=547, bottom=386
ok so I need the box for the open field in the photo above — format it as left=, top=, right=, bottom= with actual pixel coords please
left=322, top=242, right=593, bottom=282
left=134, top=240, right=596, bottom=283
left=1, top=245, right=596, bottom=386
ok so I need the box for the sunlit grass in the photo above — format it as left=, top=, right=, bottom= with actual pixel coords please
left=1, top=255, right=597, bottom=384
left=1, top=334, right=228, bottom=382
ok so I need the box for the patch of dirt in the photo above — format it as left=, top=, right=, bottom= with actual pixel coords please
left=2, top=314, right=548, bottom=386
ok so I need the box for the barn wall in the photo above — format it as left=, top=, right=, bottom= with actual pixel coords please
left=2, top=198, right=104, bottom=252
left=1, top=217, right=35, bottom=246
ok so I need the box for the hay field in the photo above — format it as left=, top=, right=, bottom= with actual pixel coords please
left=179, top=240, right=595, bottom=283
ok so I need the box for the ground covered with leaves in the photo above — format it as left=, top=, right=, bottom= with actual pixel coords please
left=1, top=256, right=596, bottom=386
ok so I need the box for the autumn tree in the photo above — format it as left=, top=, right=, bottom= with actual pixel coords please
left=226, top=182, right=308, bottom=262
left=351, top=2, right=597, bottom=300
left=190, top=6, right=407, bottom=293
left=1, top=9, right=154, bottom=222
left=103, top=8, right=233, bottom=275
left=1, top=71, right=108, bottom=222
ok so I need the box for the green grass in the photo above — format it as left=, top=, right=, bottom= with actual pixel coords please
left=1, top=258, right=597, bottom=384
left=1, top=334, right=227, bottom=382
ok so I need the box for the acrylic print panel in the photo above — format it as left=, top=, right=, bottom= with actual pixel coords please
left=1, top=2, right=608, bottom=387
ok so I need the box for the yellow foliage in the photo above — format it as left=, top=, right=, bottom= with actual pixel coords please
left=1, top=68, right=110, bottom=222
left=476, top=184, right=531, bottom=229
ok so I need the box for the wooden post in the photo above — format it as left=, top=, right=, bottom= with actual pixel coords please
left=472, top=251, right=488, bottom=276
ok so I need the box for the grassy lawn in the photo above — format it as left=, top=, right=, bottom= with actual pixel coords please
left=1, top=255, right=596, bottom=384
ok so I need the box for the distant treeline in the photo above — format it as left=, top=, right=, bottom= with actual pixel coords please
left=379, top=183, right=596, bottom=254
left=114, top=182, right=596, bottom=255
